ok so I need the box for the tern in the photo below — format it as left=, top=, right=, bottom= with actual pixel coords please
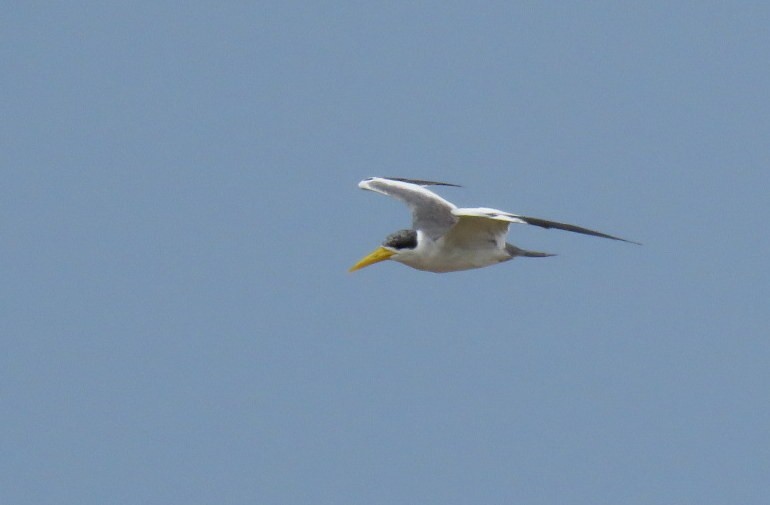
left=349, top=177, right=638, bottom=273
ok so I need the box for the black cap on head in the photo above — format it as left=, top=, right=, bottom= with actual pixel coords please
left=382, top=229, right=417, bottom=250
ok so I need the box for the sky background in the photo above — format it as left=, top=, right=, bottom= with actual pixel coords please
left=3, top=2, right=769, bottom=504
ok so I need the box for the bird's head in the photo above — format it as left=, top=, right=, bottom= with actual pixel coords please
left=349, top=229, right=418, bottom=272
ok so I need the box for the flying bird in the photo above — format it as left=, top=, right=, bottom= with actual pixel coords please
left=349, top=177, right=638, bottom=273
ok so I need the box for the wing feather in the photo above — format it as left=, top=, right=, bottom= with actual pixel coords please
left=442, top=208, right=516, bottom=249
left=514, top=214, right=641, bottom=244
left=357, top=179, right=640, bottom=245
left=358, top=177, right=459, bottom=239
left=445, top=207, right=639, bottom=246
left=382, top=177, right=462, bottom=188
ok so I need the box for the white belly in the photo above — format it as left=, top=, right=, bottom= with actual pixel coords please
left=394, top=239, right=512, bottom=273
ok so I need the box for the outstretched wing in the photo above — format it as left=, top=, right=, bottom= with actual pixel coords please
left=513, top=214, right=640, bottom=244
left=444, top=207, right=639, bottom=246
left=358, top=177, right=460, bottom=239
left=381, top=177, right=462, bottom=188
left=442, top=208, right=523, bottom=250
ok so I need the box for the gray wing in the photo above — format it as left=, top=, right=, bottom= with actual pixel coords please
left=382, top=177, right=462, bottom=188
left=514, top=214, right=640, bottom=244
left=358, top=177, right=459, bottom=239
left=441, top=212, right=512, bottom=250
left=447, top=207, right=640, bottom=244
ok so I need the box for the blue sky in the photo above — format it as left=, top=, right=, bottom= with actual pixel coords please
left=3, top=3, right=769, bottom=504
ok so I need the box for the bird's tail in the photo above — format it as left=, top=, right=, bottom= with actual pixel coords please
left=505, top=243, right=556, bottom=258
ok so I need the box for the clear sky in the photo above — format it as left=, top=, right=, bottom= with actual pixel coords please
left=3, top=3, right=769, bottom=504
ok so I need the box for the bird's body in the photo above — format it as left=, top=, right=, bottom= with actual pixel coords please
left=350, top=177, right=637, bottom=273
left=380, top=229, right=510, bottom=273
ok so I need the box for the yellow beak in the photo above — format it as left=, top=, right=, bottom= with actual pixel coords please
left=349, top=246, right=396, bottom=272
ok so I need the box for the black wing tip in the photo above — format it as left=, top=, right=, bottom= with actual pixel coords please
left=573, top=231, right=642, bottom=246
left=602, top=236, right=642, bottom=246
left=601, top=234, right=642, bottom=245
left=587, top=232, right=641, bottom=245
left=380, top=176, right=462, bottom=188
left=518, top=215, right=641, bottom=245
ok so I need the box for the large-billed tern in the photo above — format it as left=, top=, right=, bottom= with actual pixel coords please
left=349, top=177, right=638, bottom=273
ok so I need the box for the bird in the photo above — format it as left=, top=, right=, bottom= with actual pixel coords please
left=349, top=177, right=639, bottom=273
